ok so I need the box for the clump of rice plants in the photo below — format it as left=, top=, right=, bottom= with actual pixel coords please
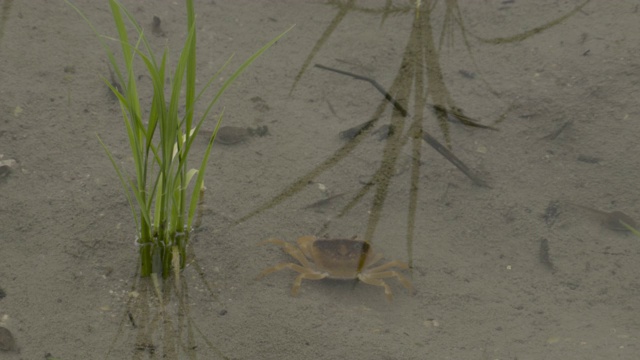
left=67, top=0, right=291, bottom=278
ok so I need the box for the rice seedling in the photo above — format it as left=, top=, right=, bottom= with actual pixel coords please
left=67, top=0, right=291, bottom=278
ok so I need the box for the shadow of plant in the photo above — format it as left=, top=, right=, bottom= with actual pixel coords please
left=239, top=0, right=591, bottom=267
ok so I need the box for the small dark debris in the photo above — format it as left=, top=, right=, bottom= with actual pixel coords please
left=218, top=309, right=228, bottom=316
left=251, top=96, right=270, bottom=112
left=458, top=69, right=476, bottom=79
left=215, top=126, right=250, bottom=145
left=63, top=65, right=76, bottom=74
left=539, top=238, right=555, bottom=271
left=577, top=154, right=601, bottom=164
left=213, top=125, right=269, bottom=145
left=152, top=16, right=166, bottom=37
left=128, top=311, right=137, bottom=328
left=358, top=175, right=375, bottom=186
left=543, top=201, right=560, bottom=226
left=541, top=120, right=572, bottom=140
left=0, top=287, right=5, bottom=299
left=0, top=165, right=10, bottom=178
left=248, top=125, right=269, bottom=137
left=135, top=342, right=156, bottom=354
left=561, top=281, right=580, bottom=290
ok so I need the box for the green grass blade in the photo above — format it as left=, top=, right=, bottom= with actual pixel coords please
left=199, top=25, right=295, bottom=138
left=64, top=0, right=123, bottom=86
left=182, top=26, right=293, bottom=162
left=184, top=0, right=197, bottom=140
left=154, top=175, right=163, bottom=231
left=187, top=110, right=225, bottom=228
left=621, top=220, right=640, bottom=237
left=184, top=169, right=198, bottom=190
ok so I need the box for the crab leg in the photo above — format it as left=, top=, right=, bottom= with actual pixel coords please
left=357, top=277, right=395, bottom=302
left=290, top=271, right=328, bottom=296
left=366, top=260, right=409, bottom=273
left=259, top=238, right=312, bottom=268
left=256, top=262, right=309, bottom=279
left=365, top=270, right=415, bottom=295
left=256, top=261, right=328, bottom=296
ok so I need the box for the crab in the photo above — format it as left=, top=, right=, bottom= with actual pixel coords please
left=257, top=235, right=414, bottom=301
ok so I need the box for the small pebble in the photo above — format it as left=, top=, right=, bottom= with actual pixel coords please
left=203, top=125, right=269, bottom=145
left=0, top=159, right=17, bottom=178
left=216, top=126, right=250, bottom=145
left=152, top=16, right=166, bottom=37
left=0, top=326, right=17, bottom=352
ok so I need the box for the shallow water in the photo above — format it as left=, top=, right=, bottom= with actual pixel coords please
left=1, top=0, right=639, bottom=359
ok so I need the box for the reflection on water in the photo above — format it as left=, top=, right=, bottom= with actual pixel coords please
left=236, top=0, right=590, bottom=268
left=106, top=266, right=227, bottom=359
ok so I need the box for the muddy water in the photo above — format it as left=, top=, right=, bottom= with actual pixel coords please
left=1, top=1, right=639, bottom=359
